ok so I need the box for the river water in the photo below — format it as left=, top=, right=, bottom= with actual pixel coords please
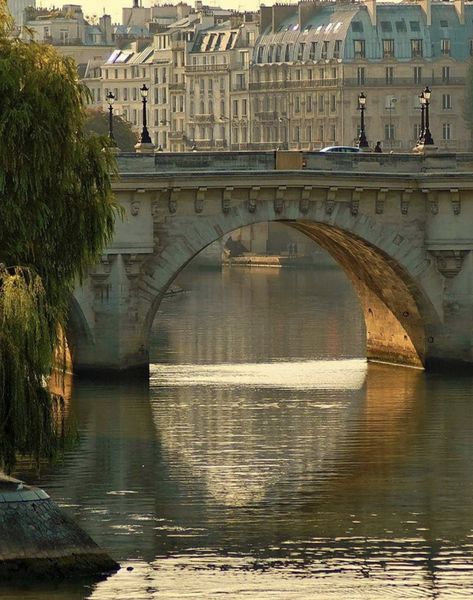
left=6, top=264, right=473, bottom=599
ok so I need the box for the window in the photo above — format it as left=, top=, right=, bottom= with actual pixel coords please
left=319, top=95, right=325, bottom=113
left=440, top=20, right=449, bottom=28
left=442, top=123, right=452, bottom=140
left=357, top=67, right=365, bottom=85
left=383, top=39, right=395, bottom=58
left=208, top=79, right=213, bottom=92
left=306, top=126, right=312, bottom=143
left=442, top=66, right=450, bottom=82
left=333, top=40, right=341, bottom=59
left=307, top=96, right=313, bottom=112
left=354, top=40, right=366, bottom=59
left=381, top=21, right=392, bottom=32
left=295, top=96, right=300, bottom=113
left=352, top=21, right=363, bottom=32
left=470, top=40, right=473, bottom=56
left=309, top=42, right=318, bottom=60
left=297, top=43, right=305, bottom=61
left=322, top=41, right=329, bottom=59
left=275, top=45, right=282, bottom=62
left=414, top=66, right=422, bottom=84
left=233, top=100, right=238, bottom=117
left=257, top=47, right=263, bottom=63
left=411, top=39, right=423, bottom=58
left=242, top=99, right=247, bottom=116
left=285, top=44, right=291, bottom=62
left=385, top=66, right=394, bottom=84
left=410, top=21, right=420, bottom=32
left=442, top=94, right=452, bottom=109
left=330, top=94, right=336, bottom=112
left=441, top=39, right=451, bottom=56
left=385, top=123, right=395, bottom=140
left=123, top=88, right=128, bottom=101
left=268, top=45, right=274, bottom=62
left=395, top=21, right=407, bottom=32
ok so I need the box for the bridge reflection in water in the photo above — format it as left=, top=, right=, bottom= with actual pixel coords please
left=12, top=266, right=473, bottom=599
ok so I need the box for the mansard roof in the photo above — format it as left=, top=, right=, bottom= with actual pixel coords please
left=253, top=1, right=473, bottom=63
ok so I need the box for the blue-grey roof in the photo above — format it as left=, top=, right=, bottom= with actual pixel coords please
left=253, top=2, right=473, bottom=64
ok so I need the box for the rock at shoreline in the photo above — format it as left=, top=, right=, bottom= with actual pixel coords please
left=0, top=475, right=118, bottom=580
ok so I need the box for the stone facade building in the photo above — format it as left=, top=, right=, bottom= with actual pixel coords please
left=85, top=0, right=473, bottom=152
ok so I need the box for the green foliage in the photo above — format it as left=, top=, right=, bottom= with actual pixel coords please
left=0, top=5, right=116, bottom=471
left=85, top=109, right=138, bottom=152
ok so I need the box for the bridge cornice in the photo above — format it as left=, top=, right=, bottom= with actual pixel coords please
left=112, top=171, right=473, bottom=193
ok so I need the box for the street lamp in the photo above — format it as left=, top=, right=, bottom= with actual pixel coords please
left=386, top=96, right=397, bottom=150
left=422, top=86, right=434, bottom=145
left=106, top=91, right=115, bottom=143
left=418, top=92, right=426, bottom=143
left=139, top=83, right=152, bottom=144
left=357, top=92, right=369, bottom=149
left=278, top=116, right=289, bottom=150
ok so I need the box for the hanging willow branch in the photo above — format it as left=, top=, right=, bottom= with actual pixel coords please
left=0, top=3, right=117, bottom=471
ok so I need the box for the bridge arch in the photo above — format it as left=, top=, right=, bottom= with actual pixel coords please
left=140, top=202, right=442, bottom=369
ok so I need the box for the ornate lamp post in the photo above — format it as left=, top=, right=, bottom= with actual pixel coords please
left=139, top=84, right=152, bottom=144
left=357, top=92, right=369, bottom=149
left=106, top=91, right=115, bottom=143
left=418, top=92, right=426, bottom=143
left=422, top=86, right=434, bottom=145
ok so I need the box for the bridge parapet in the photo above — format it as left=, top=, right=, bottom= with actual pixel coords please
left=117, top=151, right=473, bottom=176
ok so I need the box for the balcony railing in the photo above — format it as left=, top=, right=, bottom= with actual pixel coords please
left=169, top=82, right=185, bottom=91
left=249, top=78, right=338, bottom=91
left=185, top=64, right=229, bottom=73
left=191, top=114, right=215, bottom=123
left=255, top=111, right=278, bottom=122
left=168, top=131, right=186, bottom=140
left=343, top=76, right=465, bottom=87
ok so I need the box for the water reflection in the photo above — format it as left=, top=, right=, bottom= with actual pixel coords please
left=9, top=266, right=473, bottom=599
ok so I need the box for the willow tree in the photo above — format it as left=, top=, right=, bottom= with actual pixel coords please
left=0, top=5, right=116, bottom=471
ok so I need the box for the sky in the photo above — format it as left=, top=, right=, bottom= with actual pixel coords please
left=36, top=0, right=262, bottom=23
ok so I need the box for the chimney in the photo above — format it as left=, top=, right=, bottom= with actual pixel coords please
left=364, top=0, right=376, bottom=26
left=454, top=0, right=465, bottom=24
left=259, top=5, right=272, bottom=34
left=418, top=0, right=431, bottom=26
left=100, top=14, right=112, bottom=44
left=272, top=4, right=296, bottom=33
left=133, top=0, right=139, bottom=8
left=298, top=1, right=321, bottom=29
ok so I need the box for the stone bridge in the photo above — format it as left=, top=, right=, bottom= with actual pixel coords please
left=70, top=150, right=473, bottom=375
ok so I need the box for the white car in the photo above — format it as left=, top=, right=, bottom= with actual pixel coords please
left=320, top=146, right=361, bottom=153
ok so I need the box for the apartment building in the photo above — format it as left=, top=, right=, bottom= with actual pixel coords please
left=85, top=0, right=473, bottom=152
left=251, top=0, right=472, bottom=151
left=186, top=15, right=258, bottom=149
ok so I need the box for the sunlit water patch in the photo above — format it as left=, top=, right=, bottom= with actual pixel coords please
left=150, top=358, right=367, bottom=390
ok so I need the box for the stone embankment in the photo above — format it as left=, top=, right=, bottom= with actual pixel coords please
left=0, top=475, right=118, bottom=579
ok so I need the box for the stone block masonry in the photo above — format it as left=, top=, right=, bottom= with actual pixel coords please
left=0, top=476, right=118, bottom=580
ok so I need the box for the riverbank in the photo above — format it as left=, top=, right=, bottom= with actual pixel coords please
left=223, top=254, right=335, bottom=268
left=0, top=475, right=118, bottom=580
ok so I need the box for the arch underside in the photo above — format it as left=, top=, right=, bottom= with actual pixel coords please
left=144, top=216, right=429, bottom=370
left=290, top=221, right=425, bottom=368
